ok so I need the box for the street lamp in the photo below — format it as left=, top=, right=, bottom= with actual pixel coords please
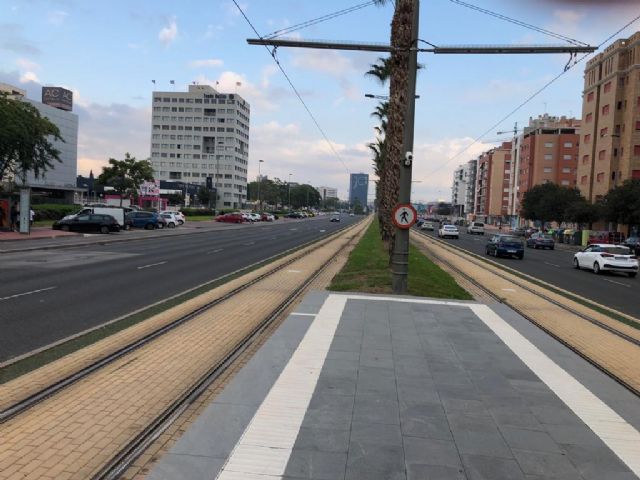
left=365, top=94, right=420, bottom=99
left=288, top=173, right=292, bottom=209
left=306, top=180, right=311, bottom=209
left=257, top=159, right=264, bottom=211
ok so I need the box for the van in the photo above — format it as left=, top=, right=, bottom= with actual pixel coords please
left=467, top=222, right=485, bottom=235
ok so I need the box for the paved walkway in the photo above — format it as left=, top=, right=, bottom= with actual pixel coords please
left=148, top=291, right=640, bottom=480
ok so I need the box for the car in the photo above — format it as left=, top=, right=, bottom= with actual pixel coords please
left=573, top=244, right=638, bottom=277
left=53, top=213, right=120, bottom=234
left=349, top=212, right=355, bottom=216
left=525, top=227, right=539, bottom=238
left=126, top=211, right=163, bottom=230
left=420, top=222, right=435, bottom=231
left=249, top=213, right=262, bottom=222
left=160, top=212, right=179, bottom=228
left=261, top=213, right=275, bottom=222
left=285, top=212, right=304, bottom=219
left=216, top=213, right=244, bottom=223
left=623, top=236, right=640, bottom=256
left=486, top=234, right=525, bottom=259
left=466, top=222, right=485, bottom=235
left=438, top=224, right=459, bottom=239
left=330, top=214, right=341, bottom=222
left=160, top=210, right=185, bottom=225
left=526, top=232, right=555, bottom=250
left=511, top=227, right=527, bottom=237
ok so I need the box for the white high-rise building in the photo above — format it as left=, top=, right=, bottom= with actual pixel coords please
left=451, top=160, right=476, bottom=218
left=150, top=85, right=250, bottom=210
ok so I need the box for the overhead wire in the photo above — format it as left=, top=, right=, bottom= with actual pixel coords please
left=231, top=0, right=352, bottom=174
left=448, top=0, right=589, bottom=46
left=427, top=11, right=640, bottom=175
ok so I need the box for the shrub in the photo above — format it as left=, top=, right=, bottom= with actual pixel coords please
left=33, top=204, right=80, bottom=221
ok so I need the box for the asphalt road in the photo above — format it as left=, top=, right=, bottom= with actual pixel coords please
left=0, top=216, right=360, bottom=362
left=416, top=227, right=640, bottom=319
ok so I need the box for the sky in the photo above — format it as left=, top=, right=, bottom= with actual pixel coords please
left=1, top=0, right=639, bottom=202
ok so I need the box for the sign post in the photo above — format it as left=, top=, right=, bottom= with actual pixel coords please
left=392, top=204, right=417, bottom=230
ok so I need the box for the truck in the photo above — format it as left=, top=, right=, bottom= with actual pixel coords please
left=63, top=206, right=129, bottom=230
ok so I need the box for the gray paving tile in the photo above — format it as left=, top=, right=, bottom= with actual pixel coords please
left=345, top=444, right=406, bottom=480
left=314, top=374, right=357, bottom=396
left=359, top=349, right=395, bottom=368
left=283, top=450, right=348, bottom=479
left=529, top=406, right=586, bottom=426
left=461, top=454, right=526, bottom=480
left=499, top=426, right=564, bottom=454
left=441, top=398, right=490, bottom=416
left=489, top=406, right=544, bottom=430
left=302, top=400, right=354, bottom=430
left=147, top=454, right=224, bottom=480
left=403, top=436, right=462, bottom=468
left=352, top=396, right=400, bottom=425
left=451, top=430, right=514, bottom=459
left=562, top=443, right=634, bottom=480
left=406, top=464, right=467, bottom=480
left=511, top=449, right=582, bottom=478
left=543, top=424, right=605, bottom=447
left=397, top=385, right=442, bottom=407
left=326, top=350, right=360, bottom=362
left=331, top=335, right=363, bottom=352
left=308, top=392, right=354, bottom=412
left=292, top=427, right=351, bottom=453
left=349, top=422, right=403, bottom=446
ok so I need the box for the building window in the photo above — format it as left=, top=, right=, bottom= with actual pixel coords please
left=600, top=127, right=608, bottom=137
left=582, top=154, right=589, bottom=164
left=586, top=112, right=593, bottom=123
left=561, top=180, right=570, bottom=186
left=596, top=172, right=604, bottom=182
left=584, top=134, right=591, bottom=144
left=544, top=154, right=553, bottom=160
left=635, top=145, right=640, bottom=156
left=563, top=154, right=572, bottom=160
left=544, top=142, right=554, bottom=148
left=603, top=81, right=612, bottom=93
left=598, top=150, right=606, bottom=160
left=587, top=91, right=594, bottom=102
left=563, top=142, right=573, bottom=148
left=636, top=121, right=640, bottom=131
left=581, top=175, right=588, bottom=185
left=543, top=167, right=552, bottom=173
left=602, top=104, right=610, bottom=115
left=562, top=167, right=571, bottom=173
left=633, top=170, right=640, bottom=179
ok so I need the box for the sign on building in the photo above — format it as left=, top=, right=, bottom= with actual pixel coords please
left=139, top=180, right=160, bottom=196
left=42, top=87, right=73, bottom=111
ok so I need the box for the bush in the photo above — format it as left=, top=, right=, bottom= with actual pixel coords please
left=32, top=204, right=80, bottom=221
left=181, top=207, right=214, bottom=217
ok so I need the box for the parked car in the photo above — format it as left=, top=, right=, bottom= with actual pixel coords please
left=623, top=236, right=640, bottom=256
left=216, top=213, right=244, bottom=223
left=438, top=224, right=459, bottom=239
left=420, top=222, right=435, bottom=231
left=486, top=234, right=524, bottom=259
left=285, top=212, right=304, bottom=219
left=525, top=227, right=539, bottom=238
left=160, top=212, right=179, bottom=228
left=53, top=213, right=120, bottom=234
left=466, top=222, right=485, bottom=235
left=511, top=227, right=527, bottom=237
left=125, top=211, right=163, bottom=230
left=247, top=213, right=262, bottom=222
left=573, top=244, right=638, bottom=277
left=261, top=213, right=275, bottom=222
left=160, top=210, right=185, bottom=225
left=526, top=232, right=555, bottom=250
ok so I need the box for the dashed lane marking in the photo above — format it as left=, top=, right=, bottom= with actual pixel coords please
left=207, top=249, right=224, bottom=254
left=544, top=261, right=561, bottom=267
left=0, top=286, right=57, bottom=302
left=136, top=261, right=167, bottom=270
left=602, top=278, right=632, bottom=288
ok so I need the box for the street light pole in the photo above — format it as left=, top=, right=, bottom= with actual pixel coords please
left=288, top=173, right=292, bottom=209
left=257, top=159, right=264, bottom=211
left=392, top=0, right=420, bottom=294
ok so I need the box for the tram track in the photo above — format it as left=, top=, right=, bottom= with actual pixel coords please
left=0, top=218, right=368, bottom=480
left=412, top=229, right=640, bottom=398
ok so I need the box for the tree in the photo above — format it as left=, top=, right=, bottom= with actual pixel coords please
left=600, top=179, right=640, bottom=234
left=520, top=183, right=583, bottom=226
left=0, top=94, right=63, bottom=183
left=196, top=185, right=211, bottom=206
left=96, top=153, right=154, bottom=206
left=353, top=198, right=364, bottom=215
left=564, top=198, right=601, bottom=227
left=163, top=193, right=184, bottom=206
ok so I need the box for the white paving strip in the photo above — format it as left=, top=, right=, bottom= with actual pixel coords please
left=216, top=294, right=348, bottom=480
left=136, top=261, right=167, bottom=270
left=0, top=286, right=56, bottom=302
left=469, top=303, right=640, bottom=477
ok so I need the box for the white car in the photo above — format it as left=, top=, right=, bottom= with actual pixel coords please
left=573, top=244, right=638, bottom=277
left=420, top=222, right=435, bottom=231
left=438, top=224, right=459, bottom=239
left=160, top=210, right=185, bottom=225
left=249, top=213, right=261, bottom=222
left=466, top=222, right=485, bottom=235
left=160, top=212, right=179, bottom=228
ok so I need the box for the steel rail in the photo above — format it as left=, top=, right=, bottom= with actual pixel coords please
left=0, top=220, right=364, bottom=423
left=413, top=229, right=640, bottom=398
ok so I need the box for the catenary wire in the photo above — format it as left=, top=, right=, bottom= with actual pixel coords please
left=232, top=0, right=352, bottom=174
left=263, top=1, right=376, bottom=39
left=427, top=11, right=640, bottom=175
left=448, top=0, right=588, bottom=46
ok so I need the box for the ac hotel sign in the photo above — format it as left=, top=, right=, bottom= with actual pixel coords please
left=42, top=86, right=73, bottom=111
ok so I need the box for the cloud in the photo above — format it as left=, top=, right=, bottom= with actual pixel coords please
left=158, top=16, right=178, bottom=47
left=0, top=23, right=41, bottom=55
left=47, top=10, right=68, bottom=25
left=189, top=58, right=224, bottom=68
left=291, top=49, right=358, bottom=78
left=193, top=71, right=278, bottom=111
left=19, top=71, right=39, bottom=83
left=16, top=58, right=39, bottom=70
left=203, top=24, right=223, bottom=40
left=223, top=1, right=247, bottom=17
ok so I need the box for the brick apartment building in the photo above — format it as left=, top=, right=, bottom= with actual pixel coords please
left=577, top=31, right=640, bottom=203
left=474, top=142, right=511, bottom=222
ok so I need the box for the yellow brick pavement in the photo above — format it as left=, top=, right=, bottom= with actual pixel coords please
left=0, top=219, right=370, bottom=480
left=412, top=232, right=640, bottom=392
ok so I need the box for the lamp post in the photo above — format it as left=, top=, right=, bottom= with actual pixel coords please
left=288, top=173, right=292, bottom=209
left=306, top=180, right=311, bottom=209
left=257, top=159, right=264, bottom=211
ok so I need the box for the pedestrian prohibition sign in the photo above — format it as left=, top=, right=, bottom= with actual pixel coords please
left=392, top=204, right=417, bottom=229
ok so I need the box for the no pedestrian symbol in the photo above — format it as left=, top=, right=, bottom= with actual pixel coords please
left=392, top=204, right=417, bottom=229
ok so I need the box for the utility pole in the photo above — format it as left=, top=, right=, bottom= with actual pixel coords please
left=391, top=0, right=420, bottom=294
left=257, top=159, right=264, bottom=211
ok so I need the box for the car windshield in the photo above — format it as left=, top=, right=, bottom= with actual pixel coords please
left=444, top=225, right=456, bottom=229
left=473, top=223, right=484, bottom=227
left=601, top=246, right=631, bottom=255
left=499, top=236, right=521, bottom=243
left=539, top=234, right=553, bottom=239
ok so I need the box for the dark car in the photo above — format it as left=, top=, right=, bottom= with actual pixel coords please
left=285, top=212, right=304, bottom=219
left=526, top=232, right=555, bottom=250
left=126, top=211, right=162, bottom=230
left=511, top=227, right=527, bottom=237
left=53, top=213, right=120, bottom=234
left=623, top=236, right=640, bottom=256
left=486, top=234, right=525, bottom=259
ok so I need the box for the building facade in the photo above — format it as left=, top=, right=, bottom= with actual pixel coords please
left=577, top=31, right=640, bottom=203
left=2, top=84, right=79, bottom=202
left=349, top=173, right=369, bottom=210
left=316, top=186, right=338, bottom=201
left=150, top=85, right=250, bottom=210
left=464, top=159, right=477, bottom=219
left=451, top=164, right=466, bottom=217
left=474, top=142, right=511, bottom=222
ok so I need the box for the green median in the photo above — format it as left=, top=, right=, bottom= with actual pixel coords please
left=329, top=218, right=472, bottom=300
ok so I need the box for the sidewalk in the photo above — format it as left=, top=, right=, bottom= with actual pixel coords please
left=0, top=226, right=79, bottom=241
left=147, top=291, right=640, bottom=480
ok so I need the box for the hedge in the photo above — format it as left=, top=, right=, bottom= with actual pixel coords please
left=32, top=204, right=81, bottom=221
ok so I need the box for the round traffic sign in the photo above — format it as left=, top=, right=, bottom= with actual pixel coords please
left=392, top=204, right=417, bottom=229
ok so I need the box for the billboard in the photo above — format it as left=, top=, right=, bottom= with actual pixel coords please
left=42, top=87, right=73, bottom=111
left=139, top=180, right=160, bottom=197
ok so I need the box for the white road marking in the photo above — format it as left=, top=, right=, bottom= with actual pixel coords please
left=544, top=261, right=561, bottom=268
left=501, top=288, right=516, bottom=292
left=0, top=286, right=57, bottom=302
left=286, top=269, right=302, bottom=273
left=290, top=312, right=317, bottom=317
left=136, top=261, right=167, bottom=270
left=243, top=242, right=255, bottom=246
left=207, top=249, right=224, bottom=254
left=470, top=304, right=640, bottom=477
left=602, top=278, right=631, bottom=288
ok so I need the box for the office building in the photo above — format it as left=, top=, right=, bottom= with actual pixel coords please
left=150, top=84, right=250, bottom=210
left=316, top=186, right=338, bottom=201
left=349, top=173, right=369, bottom=210
left=577, top=31, right=640, bottom=202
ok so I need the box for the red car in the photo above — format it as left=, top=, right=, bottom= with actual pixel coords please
left=216, top=213, right=244, bottom=223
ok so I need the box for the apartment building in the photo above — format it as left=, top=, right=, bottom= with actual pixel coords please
left=316, top=186, right=338, bottom=201
left=150, top=84, right=250, bottom=210
left=451, top=160, right=475, bottom=218
left=513, top=115, right=580, bottom=216
left=464, top=159, right=477, bottom=219
left=577, top=31, right=640, bottom=203
left=474, top=142, right=511, bottom=222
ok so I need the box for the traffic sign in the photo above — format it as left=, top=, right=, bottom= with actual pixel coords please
left=392, top=204, right=417, bottom=229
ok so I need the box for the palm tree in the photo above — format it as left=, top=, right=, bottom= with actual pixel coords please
left=372, top=0, right=416, bottom=253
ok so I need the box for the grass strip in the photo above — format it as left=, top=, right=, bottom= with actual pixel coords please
left=329, top=218, right=471, bottom=300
